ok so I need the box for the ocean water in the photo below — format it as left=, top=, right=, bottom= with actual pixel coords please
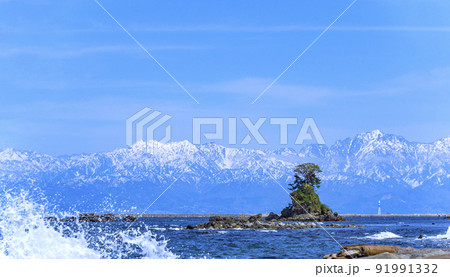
left=0, top=191, right=449, bottom=259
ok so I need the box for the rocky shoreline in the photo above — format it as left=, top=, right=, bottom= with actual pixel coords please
left=45, top=213, right=137, bottom=222
left=324, top=244, right=450, bottom=259
left=185, top=214, right=356, bottom=230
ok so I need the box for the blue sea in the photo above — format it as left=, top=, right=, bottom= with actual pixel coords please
left=0, top=192, right=449, bottom=258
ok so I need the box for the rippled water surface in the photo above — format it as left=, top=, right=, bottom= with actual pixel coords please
left=1, top=192, right=449, bottom=258
left=121, top=216, right=450, bottom=258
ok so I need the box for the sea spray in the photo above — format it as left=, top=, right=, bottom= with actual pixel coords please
left=436, top=226, right=450, bottom=240
left=423, top=226, right=450, bottom=240
left=0, top=190, right=99, bottom=258
left=0, top=190, right=176, bottom=259
left=365, top=231, right=402, bottom=240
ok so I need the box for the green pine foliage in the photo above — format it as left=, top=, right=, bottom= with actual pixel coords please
left=283, top=163, right=331, bottom=216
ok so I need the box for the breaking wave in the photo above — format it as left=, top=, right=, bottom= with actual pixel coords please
left=365, top=231, right=402, bottom=240
left=0, top=190, right=176, bottom=259
left=434, top=226, right=450, bottom=239
left=422, top=226, right=450, bottom=240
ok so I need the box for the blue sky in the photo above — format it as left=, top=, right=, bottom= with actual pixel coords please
left=1, top=0, right=450, bottom=155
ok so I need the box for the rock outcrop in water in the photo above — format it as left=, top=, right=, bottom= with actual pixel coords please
left=277, top=163, right=345, bottom=222
left=278, top=183, right=345, bottom=222
left=121, top=215, right=138, bottom=222
left=45, top=213, right=138, bottom=222
left=185, top=215, right=356, bottom=230
left=186, top=163, right=346, bottom=230
left=78, top=213, right=117, bottom=222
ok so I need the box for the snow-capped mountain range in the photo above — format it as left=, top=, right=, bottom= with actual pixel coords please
left=1, top=130, right=449, bottom=214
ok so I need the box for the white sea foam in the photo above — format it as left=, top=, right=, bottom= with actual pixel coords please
left=365, top=231, right=402, bottom=240
left=168, top=227, right=182, bottom=231
left=150, top=227, right=167, bottom=231
left=257, top=229, right=277, bottom=233
left=421, top=226, right=450, bottom=240
left=0, top=190, right=176, bottom=259
left=434, top=226, right=450, bottom=239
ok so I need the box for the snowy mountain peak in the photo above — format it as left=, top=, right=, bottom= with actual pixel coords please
left=361, top=129, right=384, bottom=139
left=1, top=131, right=449, bottom=213
left=0, top=148, right=34, bottom=162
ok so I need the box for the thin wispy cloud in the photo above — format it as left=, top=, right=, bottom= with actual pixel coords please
left=131, top=25, right=450, bottom=33
left=3, top=25, right=450, bottom=35
left=198, top=67, right=450, bottom=106
left=0, top=45, right=130, bottom=58
left=0, top=44, right=207, bottom=58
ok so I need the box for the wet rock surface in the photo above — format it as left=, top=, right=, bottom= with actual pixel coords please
left=366, top=248, right=450, bottom=259
left=324, top=244, right=450, bottom=259
left=185, top=214, right=357, bottom=230
left=324, top=244, right=407, bottom=259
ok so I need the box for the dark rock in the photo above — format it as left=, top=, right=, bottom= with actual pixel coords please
left=44, top=216, right=58, bottom=222
left=100, top=214, right=117, bottom=222
left=121, top=215, right=138, bottom=222
left=278, top=184, right=345, bottom=222
left=79, top=213, right=100, bottom=222
left=209, top=216, right=222, bottom=222
left=265, top=212, right=280, bottom=221
left=184, top=217, right=357, bottom=230
left=280, top=205, right=294, bottom=218
left=236, top=215, right=249, bottom=223
left=223, top=216, right=236, bottom=223
left=77, top=213, right=118, bottom=222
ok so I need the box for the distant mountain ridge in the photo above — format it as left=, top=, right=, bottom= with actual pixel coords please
left=1, top=130, right=449, bottom=214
